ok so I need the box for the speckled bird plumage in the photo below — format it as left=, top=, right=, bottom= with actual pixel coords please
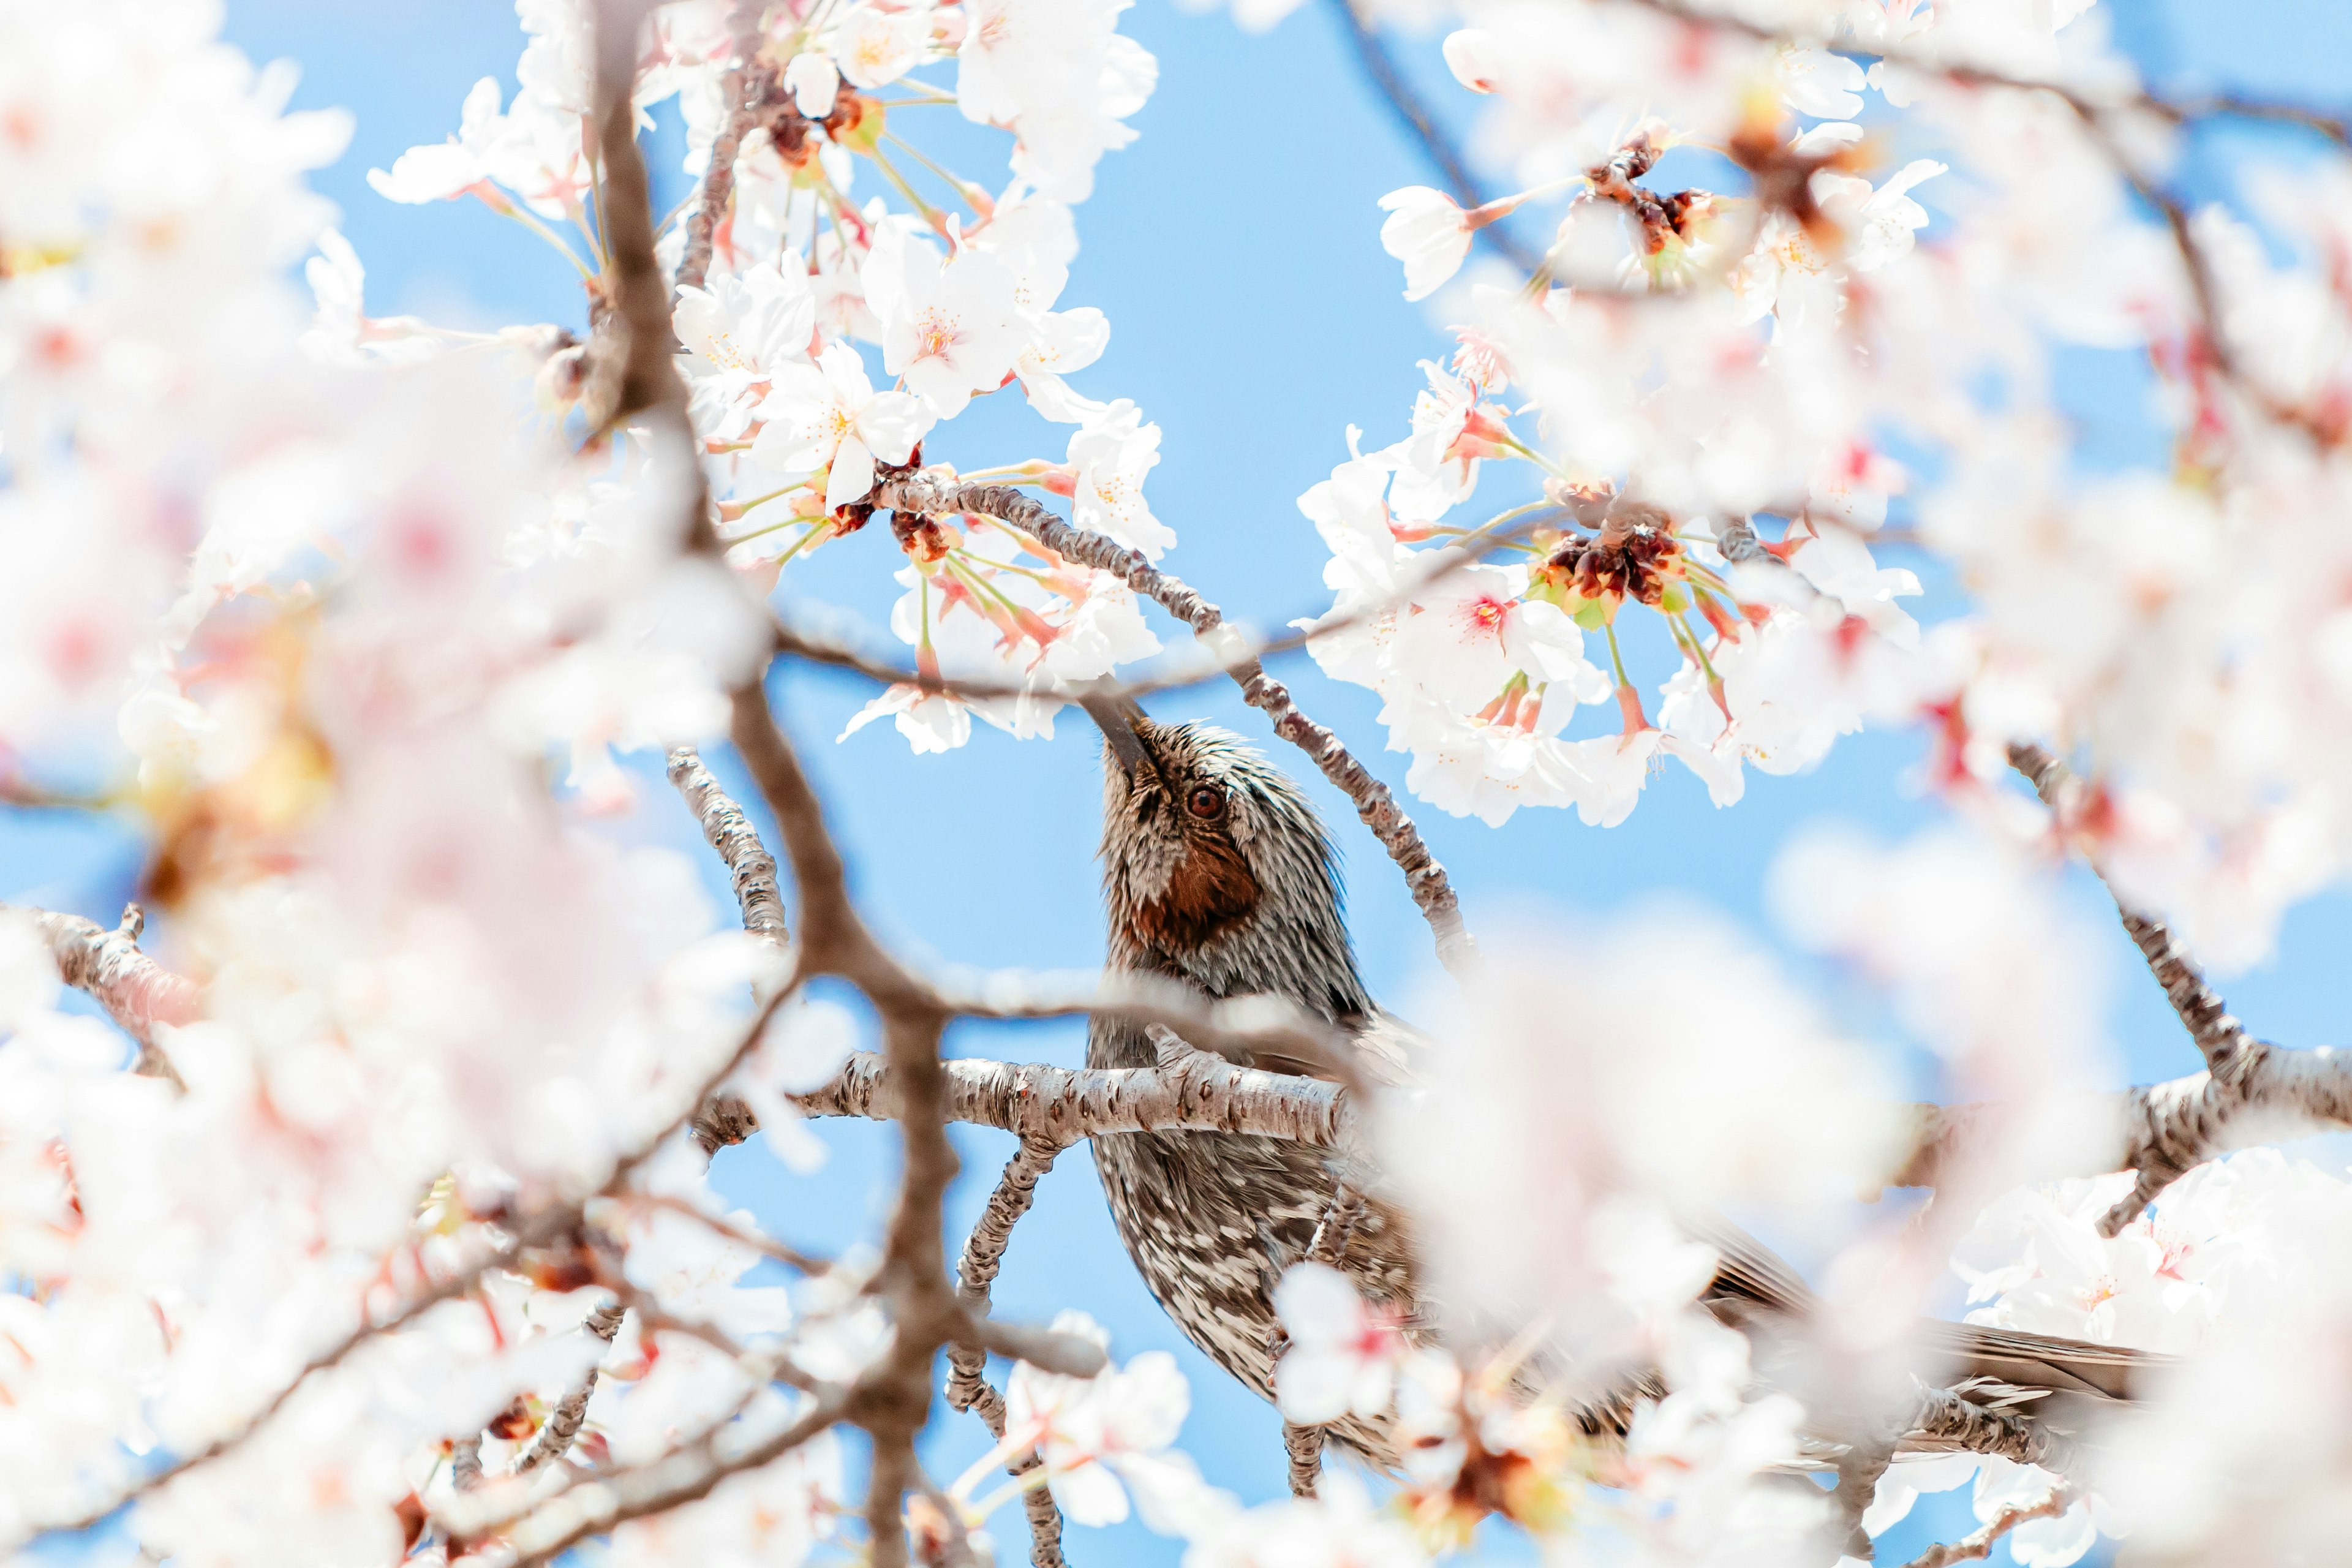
left=1088, top=718, right=1420, bottom=1460
left=1087, top=717, right=2160, bottom=1472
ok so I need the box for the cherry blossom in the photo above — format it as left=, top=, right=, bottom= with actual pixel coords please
left=993, top=1312, right=1210, bottom=1530
left=751, top=341, right=931, bottom=511
left=865, top=221, right=1027, bottom=417
left=1064, top=398, right=1173, bottom=557
left=832, top=8, right=930, bottom=90
left=1272, top=1263, right=1408, bottom=1425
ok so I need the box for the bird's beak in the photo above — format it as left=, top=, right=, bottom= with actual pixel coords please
left=1080, top=693, right=1156, bottom=785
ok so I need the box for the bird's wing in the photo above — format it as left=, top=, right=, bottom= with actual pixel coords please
left=1918, top=1321, right=2165, bottom=1401
left=1242, top=1008, right=1422, bottom=1089
left=1681, top=1210, right=1822, bottom=1316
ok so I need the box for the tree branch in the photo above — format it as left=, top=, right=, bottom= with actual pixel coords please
left=6, top=901, right=195, bottom=1085
left=13, top=1229, right=524, bottom=1550
left=1608, top=0, right=2336, bottom=442
left=791, top=1048, right=1355, bottom=1148
left=943, top=1140, right=1070, bottom=1566
left=1323, top=0, right=1544, bottom=275
left=674, top=1, right=766, bottom=295
left=1897, top=1482, right=2077, bottom=1568
left=513, top=1300, right=627, bottom=1476
left=2002, top=742, right=2276, bottom=1232
left=666, top=747, right=789, bottom=946
left=1892, top=1038, right=2352, bottom=1232
left=770, top=504, right=1564, bottom=711
left=483, top=1388, right=853, bottom=1568
left=2007, top=744, right=2254, bottom=1077
left=1906, top=1382, right=2078, bottom=1477
left=1284, top=1422, right=1325, bottom=1498
left=870, top=469, right=1474, bottom=973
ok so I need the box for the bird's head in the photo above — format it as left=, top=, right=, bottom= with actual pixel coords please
left=1091, top=704, right=1354, bottom=974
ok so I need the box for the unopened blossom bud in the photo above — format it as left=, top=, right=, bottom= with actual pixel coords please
left=930, top=4, right=968, bottom=48
left=1442, top=29, right=1504, bottom=93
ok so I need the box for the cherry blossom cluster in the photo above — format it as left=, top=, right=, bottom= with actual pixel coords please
left=1268, top=0, right=2352, bottom=970
left=371, top=0, right=1169, bottom=754
left=0, top=0, right=851, bottom=1558
left=8, top=2, right=2352, bottom=1567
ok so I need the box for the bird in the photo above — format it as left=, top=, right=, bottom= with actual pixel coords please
left=1082, top=704, right=2154, bottom=1476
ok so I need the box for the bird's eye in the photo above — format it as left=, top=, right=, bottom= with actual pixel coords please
left=1186, top=785, right=1225, bottom=820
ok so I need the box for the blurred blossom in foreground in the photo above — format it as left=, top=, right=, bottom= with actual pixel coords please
left=1389, top=904, right=1904, bottom=1355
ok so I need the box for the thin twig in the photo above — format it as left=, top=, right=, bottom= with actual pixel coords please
left=666, top=747, right=789, bottom=945
left=451, top=1437, right=484, bottom=1493
left=1609, top=0, right=2338, bottom=442
left=6, top=901, right=195, bottom=1086
left=513, top=1301, right=627, bottom=1475
left=871, top=469, right=1474, bottom=972
left=1897, top=1483, right=2078, bottom=1568
left=1324, top=0, right=1544, bottom=275
left=13, top=1233, right=520, bottom=1548
left=791, top=1048, right=1355, bottom=1147
left=2006, top=742, right=2271, bottom=1233
left=772, top=505, right=1564, bottom=709
left=944, top=1140, right=1070, bottom=1567
left=488, top=1389, right=853, bottom=1567
left=2007, top=744, right=2253, bottom=1076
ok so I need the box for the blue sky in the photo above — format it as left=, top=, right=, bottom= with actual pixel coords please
left=9, top=1, right=2351, bottom=1562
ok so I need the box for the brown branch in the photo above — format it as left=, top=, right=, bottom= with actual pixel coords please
left=1833, top=1425, right=1902, bottom=1561
left=866, top=1431, right=919, bottom=1568
left=666, top=742, right=793, bottom=1156
left=2165, top=91, right=2352, bottom=149
left=870, top=469, right=1474, bottom=973
left=0, top=776, right=113, bottom=812
left=1898, top=1482, right=2078, bottom=1568
left=6, top=902, right=195, bottom=1085
left=513, top=1300, right=627, bottom=1476
left=484, top=1388, right=853, bottom=1567
left=666, top=747, right=788, bottom=946
left=1609, top=0, right=2335, bottom=443
left=2007, top=744, right=2253, bottom=1077
left=1323, top=0, right=1544, bottom=276
left=949, top=1140, right=1061, bottom=1396
left=1906, top=1382, right=2078, bottom=1477
left=944, top=1140, right=1070, bottom=1568
left=13, top=1229, right=522, bottom=1550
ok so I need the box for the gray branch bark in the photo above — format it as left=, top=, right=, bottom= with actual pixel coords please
left=946, top=1140, right=1068, bottom=1568
left=791, top=1049, right=1354, bottom=1148
left=666, top=747, right=788, bottom=946
left=1284, top=1422, right=1324, bottom=1498
left=6, top=901, right=194, bottom=1085
left=513, top=1301, right=627, bottom=1476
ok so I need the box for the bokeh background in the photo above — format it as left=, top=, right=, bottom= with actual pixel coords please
left=13, top=1, right=2352, bottom=1561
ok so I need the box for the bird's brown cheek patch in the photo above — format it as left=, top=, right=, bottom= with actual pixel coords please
left=1131, top=835, right=1260, bottom=951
